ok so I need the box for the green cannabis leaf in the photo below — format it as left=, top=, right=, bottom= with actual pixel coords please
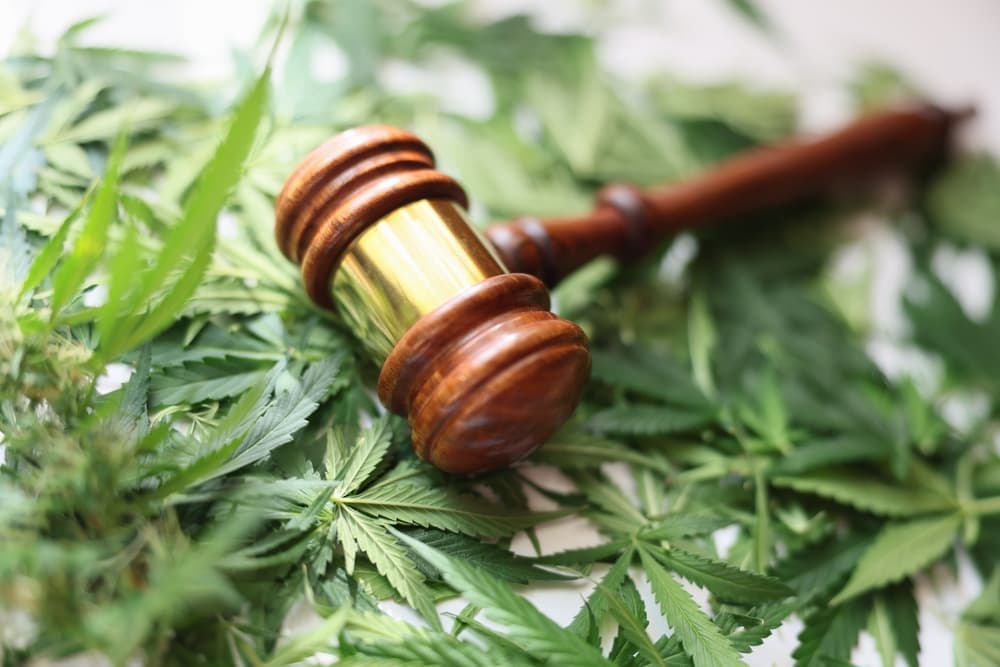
left=832, top=513, right=961, bottom=604
left=639, top=546, right=746, bottom=667
left=793, top=598, right=869, bottom=667
left=868, top=583, right=921, bottom=667
left=658, top=546, right=794, bottom=604
left=772, top=468, right=958, bottom=517
left=399, top=531, right=614, bottom=667
left=3, top=2, right=1000, bottom=666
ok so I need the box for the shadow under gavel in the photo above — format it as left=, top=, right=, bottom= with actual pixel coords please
left=275, top=104, right=966, bottom=474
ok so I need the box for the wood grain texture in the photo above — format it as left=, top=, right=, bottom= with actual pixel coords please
left=275, top=125, right=467, bottom=308
left=275, top=104, right=963, bottom=473
left=379, top=273, right=589, bottom=474
left=486, top=103, right=968, bottom=285
left=275, top=127, right=590, bottom=474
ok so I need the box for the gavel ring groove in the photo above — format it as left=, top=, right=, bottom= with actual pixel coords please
left=274, top=104, right=965, bottom=474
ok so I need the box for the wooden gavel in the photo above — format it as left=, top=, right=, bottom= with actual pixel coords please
left=275, top=104, right=963, bottom=474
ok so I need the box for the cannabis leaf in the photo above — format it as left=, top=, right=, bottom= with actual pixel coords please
left=772, top=468, right=957, bottom=517
left=49, top=134, right=126, bottom=317
left=347, top=479, right=549, bottom=537
left=398, top=532, right=613, bottom=667
left=5, top=2, right=1000, bottom=665
left=404, top=528, right=571, bottom=583
left=156, top=356, right=340, bottom=495
left=588, top=403, right=717, bottom=436
left=639, top=546, right=746, bottom=667
left=534, top=426, right=672, bottom=472
left=343, top=609, right=534, bottom=667
left=17, top=192, right=89, bottom=300
left=771, top=436, right=886, bottom=475
left=339, top=507, right=440, bottom=627
left=832, top=513, right=961, bottom=604
left=337, top=417, right=394, bottom=495
left=793, top=598, right=869, bottom=667
left=99, top=67, right=271, bottom=359
left=602, top=578, right=668, bottom=667
left=657, top=546, right=794, bottom=603
left=591, top=346, right=714, bottom=410
left=869, top=582, right=920, bottom=667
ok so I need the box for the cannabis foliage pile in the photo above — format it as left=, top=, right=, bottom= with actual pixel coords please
left=2, top=2, right=1000, bottom=666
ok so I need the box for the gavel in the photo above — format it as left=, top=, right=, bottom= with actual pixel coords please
left=274, top=104, right=964, bottom=474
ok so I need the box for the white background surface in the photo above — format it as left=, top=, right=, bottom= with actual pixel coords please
left=4, top=1, right=998, bottom=665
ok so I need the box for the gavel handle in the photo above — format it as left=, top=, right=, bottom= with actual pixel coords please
left=485, top=104, right=969, bottom=286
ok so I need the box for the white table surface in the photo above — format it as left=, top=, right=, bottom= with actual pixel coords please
left=4, top=2, right=998, bottom=665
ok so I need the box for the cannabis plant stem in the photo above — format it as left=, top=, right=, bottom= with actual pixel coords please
left=967, top=496, right=1000, bottom=516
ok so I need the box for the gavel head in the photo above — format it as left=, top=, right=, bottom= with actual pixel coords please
left=274, top=125, right=590, bottom=474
